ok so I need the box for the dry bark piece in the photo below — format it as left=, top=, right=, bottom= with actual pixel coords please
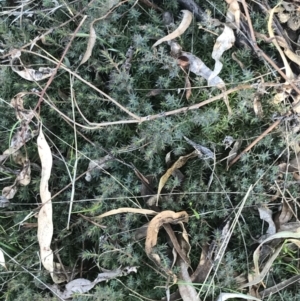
left=152, top=10, right=193, bottom=48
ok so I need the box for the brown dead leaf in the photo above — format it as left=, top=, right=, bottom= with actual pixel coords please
left=185, top=75, right=192, bottom=100
left=164, top=223, right=190, bottom=266
left=178, top=55, right=190, bottom=68
left=152, top=10, right=193, bottom=48
left=145, top=211, right=189, bottom=274
left=191, top=244, right=212, bottom=283
left=157, top=152, right=197, bottom=204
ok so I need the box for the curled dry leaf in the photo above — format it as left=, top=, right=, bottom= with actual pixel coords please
left=17, top=160, right=31, bottom=186
left=11, top=50, right=55, bottom=81
left=49, top=266, right=138, bottom=299
left=11, top=92, right=35, bottom=121
left=152, top=10, right=193, bottom=48
left=184, top=136, right=214, bottom=159
left=278, top=201, right=293, bottom=226
left=157, top=152, right=197, bottom=204
left=85, top=155, right=112, bottom=182
left=169, top=41, right=225, bottom=88
left=258, top=205, right=276, bottom=238
left=145, top=210, right=189, bottom=273
left=209, top=25, right=235, bottom=83
left=241, top=230, right=300, bottom=289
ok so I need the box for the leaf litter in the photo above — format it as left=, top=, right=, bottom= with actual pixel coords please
left=4, top=0, right=300, bottom=300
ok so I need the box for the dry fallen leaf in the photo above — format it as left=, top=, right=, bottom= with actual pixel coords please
left=177, top=223, right=200, bottom=301
left=145, top=211, right=189, bottom=274
left=0, top=248, right=7, bottom=270
left=215, top=293, right=261, bottom=301
left=225, top=0, right=240, bottom=29
left=258, top=205, right=276, bottom=238
left=226, top=139, right=242, bottom=169
left=85, top=155, right=112, bottom=182
left=184, top=136, right=214, bottom=159
left=209, top=25, right=235, bottom=83
left=49, top=266, right=138, bottom=299
left=253, top=94, right=263, bottom=118
left=11, top=50, right=55, bottom=81
left=157, top=152, right=197, bottom=204
left=94, top=207, right=158, bottom=219
left=241, top=230, right=300, bottom=289
left=152, top=10, right=193, bottom=48
left=79, top=22, right=97, bottom=66
left=185, top=75, right=192, bottom=100
left=37, top=127, right=56, bottom=281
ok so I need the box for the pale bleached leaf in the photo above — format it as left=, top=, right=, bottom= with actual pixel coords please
left=258, top=205, right=276, bottom=236
left=94, top=207, right=158, bottom=219
left=152, top=10, right=193, bottom=48
left=85, top=155, right=112, bottom=182
left=209, top=25, right=235, bottom=83
left=0, top=248, right=6, bottom=270
left=80, top=23, right=96, bottom=65
left=49, top=266, right=138, bottom=299
left=216, top=292, right=261, bottom=301
left=37, top=127, right=55, bottom=280
left=10, top=49, right=55, bottom=81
